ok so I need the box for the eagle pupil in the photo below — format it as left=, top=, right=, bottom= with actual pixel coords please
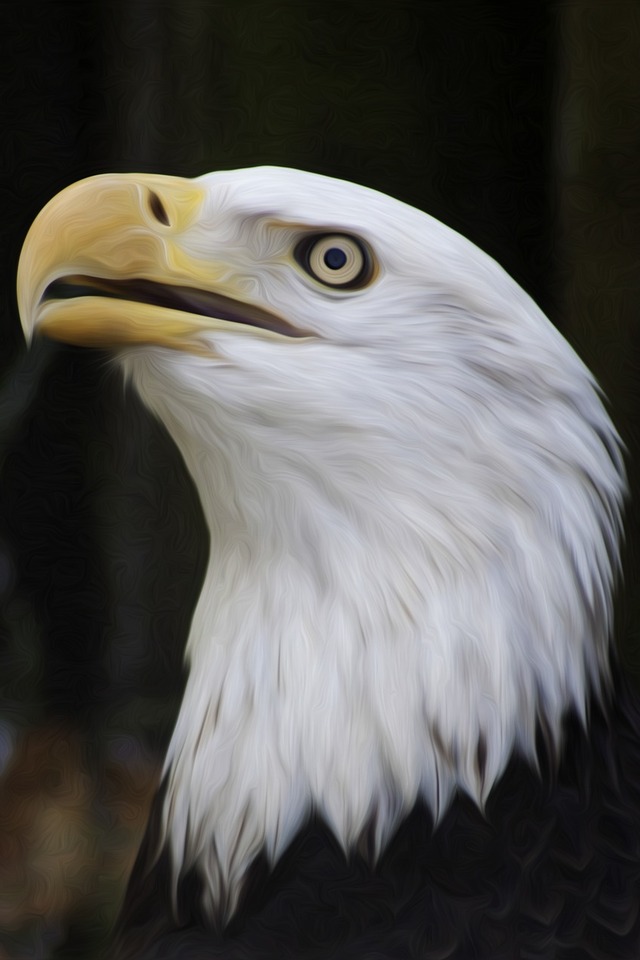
left=324, top=247, right=347, bottom=270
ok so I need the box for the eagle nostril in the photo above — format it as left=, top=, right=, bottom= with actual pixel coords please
left=148, top=190, right=170, bottom=227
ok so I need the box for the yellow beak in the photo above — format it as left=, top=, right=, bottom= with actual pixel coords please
left=17, top=173, right=302, bottom=354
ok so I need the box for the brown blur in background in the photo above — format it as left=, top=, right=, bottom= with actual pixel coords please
left=0, top=3, right=638, bottom=957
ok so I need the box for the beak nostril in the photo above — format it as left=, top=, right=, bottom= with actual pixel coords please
left=148, top=190, right=170, bottom=227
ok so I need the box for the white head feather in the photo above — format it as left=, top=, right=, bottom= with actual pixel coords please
left=117, top=166, right=624, bottom=919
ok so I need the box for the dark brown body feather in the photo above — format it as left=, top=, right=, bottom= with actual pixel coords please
left=112, top=660, right=640, bottom=960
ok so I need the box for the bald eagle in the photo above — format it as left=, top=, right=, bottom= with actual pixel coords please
left=17, top=168, right=640, bottom=959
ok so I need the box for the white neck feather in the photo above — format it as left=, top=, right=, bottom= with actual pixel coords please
left=124, top=321, right=624, bottom=920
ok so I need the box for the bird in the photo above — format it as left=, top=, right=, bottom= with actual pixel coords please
left=17, top=167, right=640, bottom=959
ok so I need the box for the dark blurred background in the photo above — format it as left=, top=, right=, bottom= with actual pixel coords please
left=0, top=3, right=638, bottom=957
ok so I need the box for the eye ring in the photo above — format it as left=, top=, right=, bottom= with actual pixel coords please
left=294, top=233, right=373, bottom=289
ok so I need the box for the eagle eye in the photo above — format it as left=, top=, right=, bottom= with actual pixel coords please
left=295, top=234, right=372, bottom=289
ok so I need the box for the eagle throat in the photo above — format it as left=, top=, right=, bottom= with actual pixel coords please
left=122, top=319, right=623, bottom=923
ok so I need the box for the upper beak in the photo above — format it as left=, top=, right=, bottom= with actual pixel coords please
left=17, top=173, right=305, bottom=354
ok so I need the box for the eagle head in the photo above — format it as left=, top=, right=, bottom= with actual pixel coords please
left=17, top=166, right=625, bottom=921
